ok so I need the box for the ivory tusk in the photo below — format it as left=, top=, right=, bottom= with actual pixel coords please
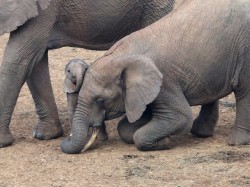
left=82, top=128, right=99, bottom=152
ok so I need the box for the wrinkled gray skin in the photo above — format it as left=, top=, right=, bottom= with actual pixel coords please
left=0, top=0, right=186, bottom=147
left=61, top=0, right=250, bottom=154
left=64, top=59, right=108, bottom=141
left=64, top=59, right=88, bottom=129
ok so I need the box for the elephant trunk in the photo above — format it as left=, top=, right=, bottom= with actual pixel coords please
left=75, top=69, right=85, bottom=91
left=60, top=99, right=95, bottom=154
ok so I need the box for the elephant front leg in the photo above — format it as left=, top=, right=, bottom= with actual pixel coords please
left=117, top=108, right=152, bottom=144
left=27, top=52, right=63, bottom=140
left=0, top=40, right=32, bottom=147
left=133, top=94, right=193, bottom=151
left=191, top=101, right=219, bottom=137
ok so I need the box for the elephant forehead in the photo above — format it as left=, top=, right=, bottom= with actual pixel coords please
left=85, top=84, right=117, bottom=100
left=87, top=67, right=120, bottom=83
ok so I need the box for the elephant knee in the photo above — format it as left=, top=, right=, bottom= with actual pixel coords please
left=118, top=116, right=149, bottom=145
left=117, top=119, right=134, bottom=144
left=133, top=131, right=151, bottom=151
left=174, top=113, right=193, bottom=135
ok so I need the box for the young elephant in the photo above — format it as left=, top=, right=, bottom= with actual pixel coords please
left=64, top=59, right=108, bottom=141
left=61, top=0, right=250, bottom=154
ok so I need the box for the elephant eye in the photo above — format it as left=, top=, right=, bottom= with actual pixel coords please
left=96, top=98, right=104, bottom=106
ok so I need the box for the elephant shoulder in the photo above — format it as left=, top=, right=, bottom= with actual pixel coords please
left=0, top=0, right=51, bottom=35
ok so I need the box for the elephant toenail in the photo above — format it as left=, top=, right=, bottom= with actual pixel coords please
left=32, top=132, right=36, bottom=138
left=36, top=133, right=43, bottom=139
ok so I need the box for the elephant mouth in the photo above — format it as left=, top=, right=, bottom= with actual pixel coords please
left=82, top=110, right=125, bottom=152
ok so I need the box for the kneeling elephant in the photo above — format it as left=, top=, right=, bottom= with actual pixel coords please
left=61, top=0, right=250, bottom=154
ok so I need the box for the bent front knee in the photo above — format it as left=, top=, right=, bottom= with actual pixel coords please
left=117, top=119, right=134, bottom=144
left=133, top=131, right=154, bottom=151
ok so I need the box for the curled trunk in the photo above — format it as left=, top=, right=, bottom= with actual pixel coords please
left=60, top=100, right=92, bottom=154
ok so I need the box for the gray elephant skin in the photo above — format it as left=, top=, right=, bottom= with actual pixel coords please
left=0, top=0, right=184, bottom=147
left=64, top=59, right=108, bottom=141
left=64, top=59, right=88, bottom=129
left=61, top=0, right=250, bottom=154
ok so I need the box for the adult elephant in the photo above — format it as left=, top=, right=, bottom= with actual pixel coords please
left=60, top=0, right=250, bottom=154
left=0, top=0, right=189, bottom=147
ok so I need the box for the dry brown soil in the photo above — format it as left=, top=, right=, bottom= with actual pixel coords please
left=0, top=34, right=249, bottom=187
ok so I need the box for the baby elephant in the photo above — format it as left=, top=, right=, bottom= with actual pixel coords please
left=61, top=0, right=250, bottom=154
left=64, top=59, right=108, bottom=141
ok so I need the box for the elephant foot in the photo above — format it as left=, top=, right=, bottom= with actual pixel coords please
left=33, top=120, right=63, bottom=140
left=0, top=132, right=14, bottom=148
left=135, top=137, right=173, bottom=151
left=228, top=127, right=250, bottom=145
left=190, top=117, right=216, bottom=138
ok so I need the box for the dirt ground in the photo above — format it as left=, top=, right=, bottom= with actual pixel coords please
left=0, top=34, right=249, bottom=187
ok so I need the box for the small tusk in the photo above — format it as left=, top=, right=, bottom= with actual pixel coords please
left=82, top=128, right=99, bottom=152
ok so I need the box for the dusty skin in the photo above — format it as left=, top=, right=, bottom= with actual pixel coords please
left=0, top=34, right=249, bottom=186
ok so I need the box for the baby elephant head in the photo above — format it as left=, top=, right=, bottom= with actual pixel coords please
left=64, top=59, right=88, bottom=93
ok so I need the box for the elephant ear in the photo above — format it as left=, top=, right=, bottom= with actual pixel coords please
left=0, top=0, right=52, bottom=35
left=119, top=55, right=163, bottom=123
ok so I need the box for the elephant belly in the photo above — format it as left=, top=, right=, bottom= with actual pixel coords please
left=184, top=79, right=233, bottom=107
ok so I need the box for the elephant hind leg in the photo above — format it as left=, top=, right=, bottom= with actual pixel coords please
left=228, top=91, right=250, bottom=145
left=117, top=108, right=152, bottom=144
left=27, top=52, right=63, bottom=140
left=229, top=46, right=250, bottom=145
left=191, top=101, right=219, bottom=137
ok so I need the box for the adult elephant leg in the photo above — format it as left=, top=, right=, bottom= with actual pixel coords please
left=0, top=44, right=24, bottom=147
left=117, top=108, right=152, bottom=144
left=229, top=50, right=250, bottom=145
left=133, top=91, right=193, bottom=151
left=27, top=51, right=63, bottom=140
left=228, top=92, right=250, bottom=145
left=190, top=101, right=219, bottom=137
left=0, top=9, right=56, bottom=147
left=0, top=34, right=44, bottom=147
